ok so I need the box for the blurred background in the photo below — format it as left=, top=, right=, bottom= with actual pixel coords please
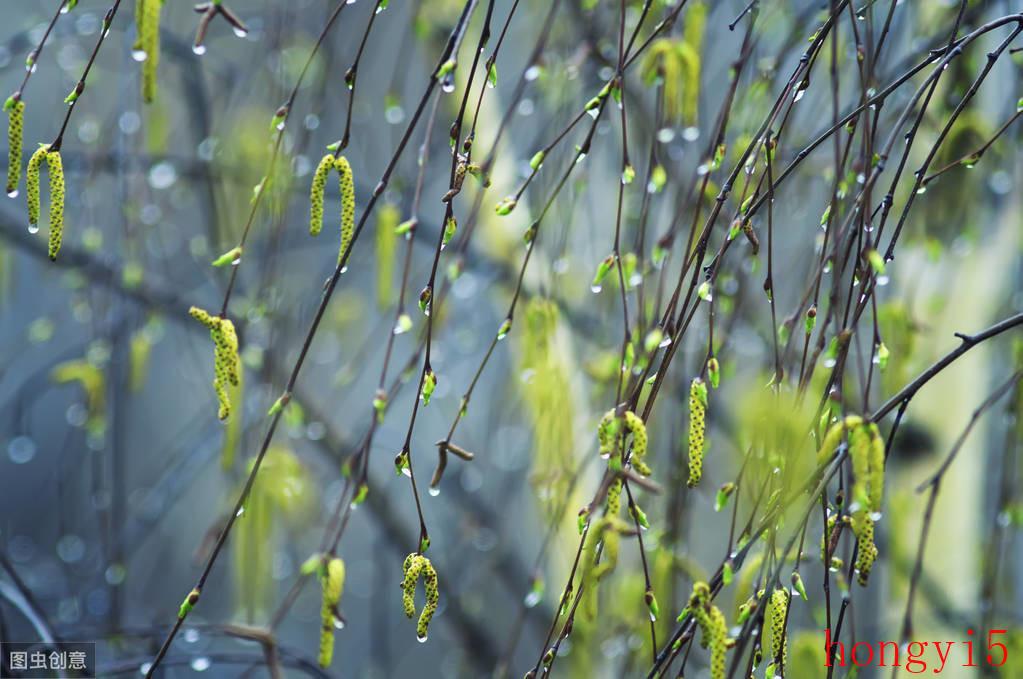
left=0, top=0, right=1022, bottom=676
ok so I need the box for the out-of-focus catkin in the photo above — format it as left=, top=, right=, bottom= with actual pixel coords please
left=318, top=557, right=345, bottom=668
left=137, top=0, right=162, bottom=103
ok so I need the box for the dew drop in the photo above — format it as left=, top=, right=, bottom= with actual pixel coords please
left=7, top=189, right=18, bottom=198
left=417, top=634, right=428, bottom=643
left=401, top=467, right=412, bottom=478
left=192, top=44, right=207, bottom=56
left=586, top=108, right=599, bottom=119
left=441, top=78, right=455, bottom=94
left=428, top=486, right=441, bottom=497
left=131, top=49, right=147, bottom=62
left=793, top=88, right=805, bottom=102
left=590, top=284, right=602, bottom=293
left=232, top=26, right=249, bottom=38
left=8, top=436, right=36, bottom=464
left=524, top=591, right=542, bottom=608
left=332, top=614, right=345, bottom=630
left=190, top=657, right=211, bottom=672
left=235, top=506, right=245, bottom=517
left=27, top=223, right=39, bottom=234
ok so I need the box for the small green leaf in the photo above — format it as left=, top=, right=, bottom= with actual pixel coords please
left=211, top=246, right=242, bottom=267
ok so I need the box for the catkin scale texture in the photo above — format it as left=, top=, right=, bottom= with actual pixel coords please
left=687, top=378, right=707, bottom=487
left=26, top=145, right=47, bottom=227
left=6, top=100, right=24, bottom=195
left=334, top=155, right=355, bottom=264
left=399, top=553, right=439, bottom=640
left=309, top=154, right=333, bottom=236
left=189, top=307, right=241, bottom=421
left=45, top=151, right=65, bottom=260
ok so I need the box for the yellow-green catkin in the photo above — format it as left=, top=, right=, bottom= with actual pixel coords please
left=137, top=0, right=162, bottom=103
left=761, top=588, right=789, bottom=666
left=26, top=144, right=48, bottom=227
left=689, top=581, right=728, bottom=679
left=400, top=553, right=439, bottom=641
left=851, top=511, right=878, bottom=586
left=579, top=516, right=626, bottom=620
left=334, top=155, right=355, bottom=265
left=816, top=415, right=864, bottom=466
left=189, top=306, right=241, bottom=421
left=45, top=150, right=65, bottom=260
left=606, top=477, right=622, bottom=516
left=309, top=154, right=333, bottom=237
left=846, top=420, right=885, bottom=585
left=6, top=98, right=24, bottom=196
left=687, top=378, right=708, bottom=487
left=623, top=410, right=651, bottom=476
left=318, top=557, right=345, bottom=668
left=597, top=409, right=619, bottom=461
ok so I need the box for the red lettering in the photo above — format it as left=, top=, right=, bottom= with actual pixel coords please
left=852, top=642, right=874, bottom=667
left=824, top=628, right=846, bottom=667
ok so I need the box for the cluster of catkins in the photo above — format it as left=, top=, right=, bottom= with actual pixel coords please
left=309, top=153, right=355, bottom=264
left=597, top=408, right=651, bottom=476
left=401, top=553, right=439, bottom=641
left=23, top=141, right=66, bottom=261
left=188, top=307, right=241, bottom=421
left=318, top=557, right=345, bottom=668
left=688, top=582, right=729, bottom=679
left=817, top=415, right=886, bottom=585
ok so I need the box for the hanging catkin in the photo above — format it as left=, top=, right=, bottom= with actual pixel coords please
left=45, top=150, right=65, bottom=260
left=400, top=553, right=439, bottom=642
left=5, top=98, right=24, bottom=196
left=689, top=581, right=728, bottom=679
left=687, top=378, right=708, bottom=487
left=309, top=154, right=333, bottom=236
left=334, top=155, right=355, bottom=264
left=189, top=306, right=241, bottom=421
left=761, top=588, right=789, bottom=666
left=318, top=557, right=345, bottom=667
left=136, top=0, right=163, bottom=103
